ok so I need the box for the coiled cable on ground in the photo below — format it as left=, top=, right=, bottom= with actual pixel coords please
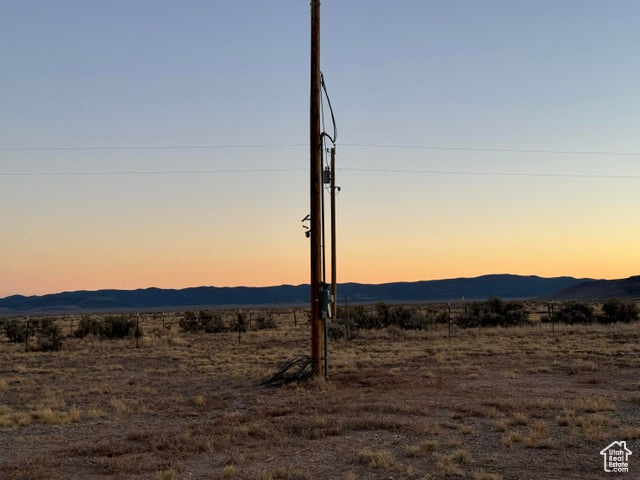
left=263, top=355, right=315, bottom=387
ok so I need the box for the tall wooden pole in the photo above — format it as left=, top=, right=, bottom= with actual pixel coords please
left=330, top=147, right=337, bottom=321
left=310, top=0, right=323, bottom=376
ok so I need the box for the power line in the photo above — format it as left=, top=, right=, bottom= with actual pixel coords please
left=0, top=168, right=306, bottom=177
left=2, top=167, right=639, bottom=180
left=0, top=144, right=307, bottom=152
left=340, top=143, right=640, bottom=156
left=1, top=142, right=640, bottom=156
left=340, top=168, right=640, bottom=179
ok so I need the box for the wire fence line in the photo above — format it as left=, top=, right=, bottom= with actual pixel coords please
left=1, top=299, right=631, bottom=347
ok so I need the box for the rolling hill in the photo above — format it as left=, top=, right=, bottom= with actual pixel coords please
left=552, top=275, right=640, bottom=300
left=0, top=274, right=591, bottom=314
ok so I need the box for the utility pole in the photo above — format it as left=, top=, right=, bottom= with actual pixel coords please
left=330, top=147, right=337, bottom=322
left=309, top=0, right=323, bottom=377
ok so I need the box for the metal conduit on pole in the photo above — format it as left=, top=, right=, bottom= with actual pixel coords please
left=330, top=147, right=337, bottom=323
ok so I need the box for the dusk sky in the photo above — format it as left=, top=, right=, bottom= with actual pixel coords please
left=2, top=1, right=640, bottom=297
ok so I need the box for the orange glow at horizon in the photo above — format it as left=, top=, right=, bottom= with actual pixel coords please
left=3, top=236, right=638, bottom=297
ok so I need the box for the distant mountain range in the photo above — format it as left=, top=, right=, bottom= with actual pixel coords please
left=6, top=273, right=635, bottom=314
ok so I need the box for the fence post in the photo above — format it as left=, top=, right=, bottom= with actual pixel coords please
left=237, top=310, right=245, bottom=344
left=135, top=313, right=140, bottom=348
left=344, top=294, right=350, bottom=341
left=25, top=316, right=30, bottom=352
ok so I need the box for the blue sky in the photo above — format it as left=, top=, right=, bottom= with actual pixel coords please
left=1, top=1, right=640, bottom=296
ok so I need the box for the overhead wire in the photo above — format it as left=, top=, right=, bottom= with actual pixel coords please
left=320, top=72, right=337, bottom=145
left=1, top=143, right=639, bottom=156
left=321, top=71, right=339, bottom=197
left=0, top=168, right=306, bottom=177
left=0, top=144, right=308, bottom=152
left=339, top=144, right=640, bottom=156
left=2, top=168, right=640, bottom=180
left=339, top=168, right=640, bottom=180
left=2, top=119, right=640, bottom=179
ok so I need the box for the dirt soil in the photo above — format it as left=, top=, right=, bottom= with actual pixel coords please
left=1, top=313, right=639, bottom=479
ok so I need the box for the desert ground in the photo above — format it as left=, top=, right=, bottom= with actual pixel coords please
left=1, top=307, right=639, bottom=479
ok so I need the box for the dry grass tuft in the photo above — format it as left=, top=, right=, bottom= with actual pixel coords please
left=155, top=467, right=178, bottom=480
left=259, top=465, right=310, bottom=480
left=473, top=472, right=504, bottom=480
left=619, top=426, right=640, bottom=440
left=446, top=436, right=462, bottom=448
left=523, top=420, right=555, bottom=448
left=572, top=396, right=615, bottom=413
left=501, top=431, right=524, bottom=447
left=109, top=397, right=133, bottom=415
left=0, top=405, right=89, bottom=428
left=526, top=365, right=552, bottom=374
left=556, top=408, right=576, bottom=427
left=405, top=439, right=438, bottom=457
left=494, top=419, right=508, bottom=432
left=358, top=449, right=395, bottom=470
left=569, top=359, right=598, bottom=373
left=573, top=414, right=616, bottom=442
left=434, top=452, right=465, bottom=476
left=459, top=424, right=474, bottom=435
left=222, top=464, right=237, bottom=478
left=452, top=448, right=473, bottom=464
left=511, top=412, right=529, bottom=426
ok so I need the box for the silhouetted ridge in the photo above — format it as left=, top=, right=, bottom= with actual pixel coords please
left=0, top=274, right=592, bottom=314
left=552, top=275, right=640, bottom=300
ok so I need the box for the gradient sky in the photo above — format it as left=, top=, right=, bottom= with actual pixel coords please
left=2, top=1, right=640, bottom=297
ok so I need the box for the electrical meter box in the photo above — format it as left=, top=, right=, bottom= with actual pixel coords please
left=320, top=285, right=332, bottom=319
left=323, top=166, right=331, bottom=184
